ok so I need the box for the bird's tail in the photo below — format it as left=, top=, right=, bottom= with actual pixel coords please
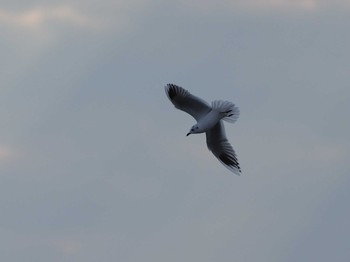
left=211, top=100, right=240, bottom=124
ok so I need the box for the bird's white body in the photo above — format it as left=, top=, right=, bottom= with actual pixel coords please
left=192, top=110, right=221, bottom=134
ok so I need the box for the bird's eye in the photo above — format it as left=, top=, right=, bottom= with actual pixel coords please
left=196, top=127, right=199, bottom=129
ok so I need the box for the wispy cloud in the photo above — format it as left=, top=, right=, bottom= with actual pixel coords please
left=0, top=6, right=99, bottom=28
left=180, top=0, right=350, bottom=13
left=51, top=239, right=82, bottom=255
left=0, top=146, right=15, bottom=161
left=244, top=0, right=318, bottom=11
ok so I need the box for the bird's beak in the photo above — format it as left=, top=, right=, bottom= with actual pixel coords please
left=186, top=132, right=191, bottom=136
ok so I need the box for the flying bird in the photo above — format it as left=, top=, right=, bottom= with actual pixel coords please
left=165, top=84, right=241, bottom=175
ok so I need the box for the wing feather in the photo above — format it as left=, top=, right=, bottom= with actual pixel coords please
left=206, top=121, right=241, bottom=175
left=165, top=84, right=211, bottom=121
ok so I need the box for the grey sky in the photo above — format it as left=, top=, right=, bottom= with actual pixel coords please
left=1, top=1, right=349, bottom=261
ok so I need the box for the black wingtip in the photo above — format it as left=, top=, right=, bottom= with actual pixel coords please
left=166, top=84, right=177, bottom=100
left=219, top=153, right=241, bottom=173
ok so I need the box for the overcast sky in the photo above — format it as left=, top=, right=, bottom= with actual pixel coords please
left=1, top=1, right=349, bottom=261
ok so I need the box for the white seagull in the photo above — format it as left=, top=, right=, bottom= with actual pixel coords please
left=165, top=84, right=241, bottom=175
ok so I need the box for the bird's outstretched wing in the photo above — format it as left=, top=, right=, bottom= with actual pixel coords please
left=165, top=84, right=211, bottom=121
left=206, top=121, right=241, bottom=175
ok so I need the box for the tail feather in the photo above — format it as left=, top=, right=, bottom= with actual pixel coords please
left=211, top=100, right=240, bottom=124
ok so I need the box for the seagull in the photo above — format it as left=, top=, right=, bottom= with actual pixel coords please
left=165, top=84, right=242, bottom=175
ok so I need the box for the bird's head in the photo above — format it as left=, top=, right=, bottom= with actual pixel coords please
left=186, top=124, right=200, bottom=136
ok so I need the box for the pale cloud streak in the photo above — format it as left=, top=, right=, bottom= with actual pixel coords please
left=180, top=0, right=350, bottom=13
left=244, top=0, right=318, bottom=11
left=51, top=238, right=82, bottom=255
left=0, top=5, right=100, bottom=28
left=0, top=146, right=15, bottom=161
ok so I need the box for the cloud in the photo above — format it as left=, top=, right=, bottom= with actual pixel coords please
left=51, top=239, right=82, bottom=255
left=179, top=0, right=350, bottom=13
left=244, top=0, right=318, bottom=11
left=0, top=146, right=15, bottom=161
left=0, top=5, right=99, bottom=28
